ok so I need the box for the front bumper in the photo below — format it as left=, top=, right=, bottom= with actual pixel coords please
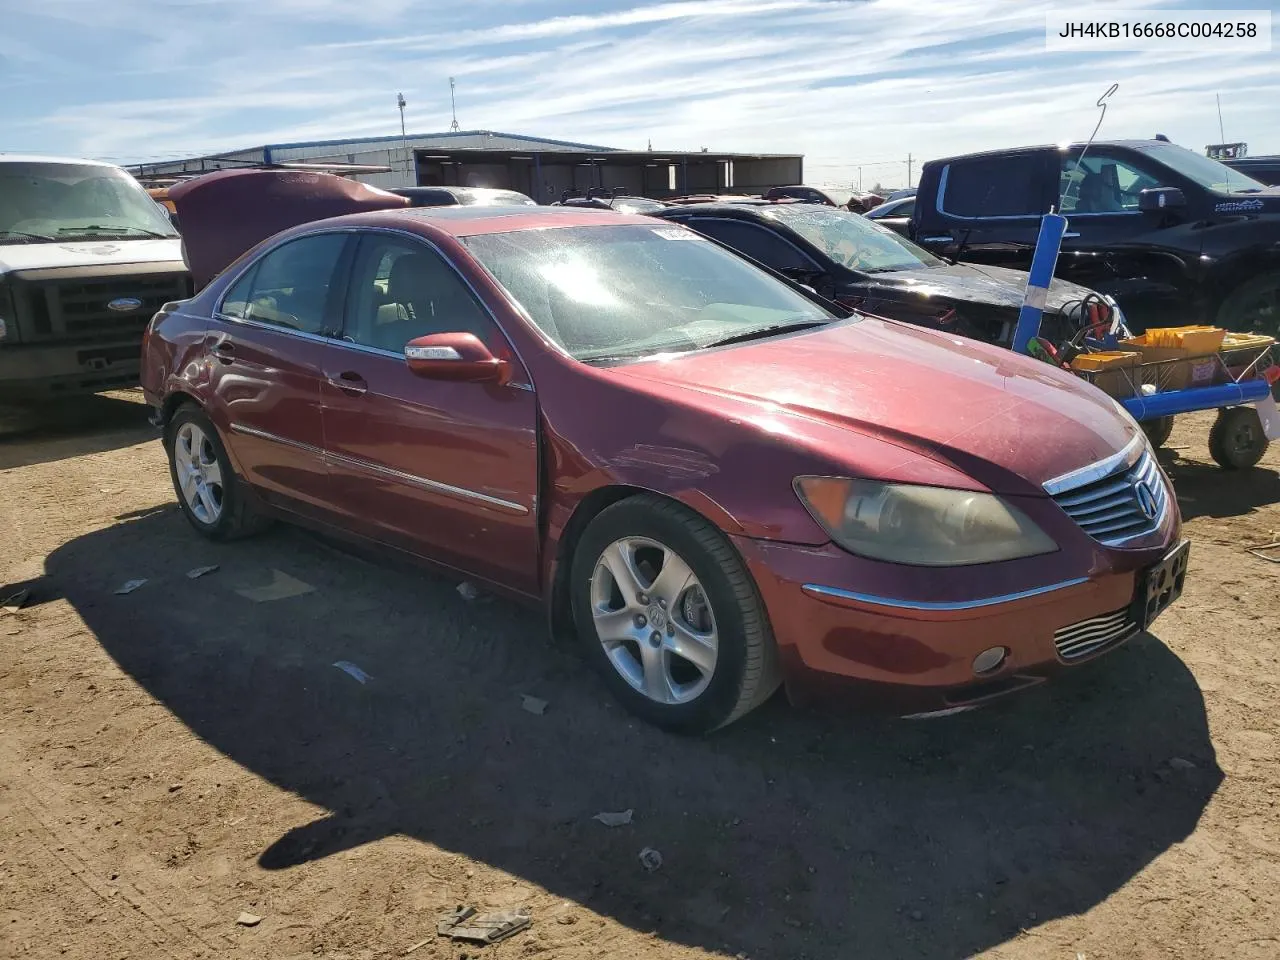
left=0, top=341, right=142, bottom=399
left=734, top=533, right=1181, bottom=716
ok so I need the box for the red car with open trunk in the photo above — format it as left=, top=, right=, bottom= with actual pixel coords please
left=140, top=170, right=1188, bottom=733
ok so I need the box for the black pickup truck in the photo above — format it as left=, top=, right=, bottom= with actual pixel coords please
left=906, top=139, right=1280, bottom=335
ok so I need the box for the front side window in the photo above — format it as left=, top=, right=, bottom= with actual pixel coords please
left=1060, top=153, right=1168, bottom=213
left=942, top=155, right=1045, bottom=218
left=761, top=206, right=942, bottom=273
left=688, top=219, right=814, bottom=272
left=462, top=223, right=836, bottom=362
left=0, top=162, right=178, bottom=243
left=343, top=235, right=495, bottom=352
left=220, top=233, right=347, bottom=335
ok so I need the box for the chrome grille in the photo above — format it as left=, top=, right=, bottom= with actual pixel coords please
left=1054, top=606, right=1139, bottom=660
left=1047, top=441, right=1169, bottom=547
left=7, top=268, right=190, bottom=344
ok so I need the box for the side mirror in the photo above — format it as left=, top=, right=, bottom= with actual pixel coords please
left=404, top=332, right=510, bottom=384
left=1138, top=187, right=1186, bottom=212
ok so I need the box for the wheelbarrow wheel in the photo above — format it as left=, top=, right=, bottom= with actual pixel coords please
left=1208, top=407, right=1268, bottom=470
left=1141, top=416, right=1175, bottom=449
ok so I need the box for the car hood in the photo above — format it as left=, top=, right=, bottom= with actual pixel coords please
left=169, top=169, right=408, bottom=290
left=608, top=317, right=1139, bottom=494
left=0, top=237, right=184, bottom=273
left=855, top=262, right=1093, bottom=314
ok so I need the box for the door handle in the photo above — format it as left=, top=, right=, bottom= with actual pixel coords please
left=326, top=371, right=368, bottom=396
left=1063, top=232, right=1080, bottom=239
left=212, top=342, right=235, bottom=364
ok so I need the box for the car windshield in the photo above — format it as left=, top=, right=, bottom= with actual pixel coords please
left=462, top=223, right=837, bottom=362
left=612, top=198, right=667, bottom=214
left=459, top=189, right=537, bottom=206
left=0, top=162, right=177, bottom=243
left=1135, top=143, right=1267, bottom=194
left=761, top=205, right=942, bottom=273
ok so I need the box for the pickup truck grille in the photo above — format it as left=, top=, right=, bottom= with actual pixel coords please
left=6, top=264, right=190, bottom=345
left=1047, top=442, right=1170, bottom=547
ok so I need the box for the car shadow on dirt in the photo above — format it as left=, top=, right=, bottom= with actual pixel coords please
left=1161, top=452, right=1280, bottom=522
left=0, top=392, right=154, bottom=469
left=47, top=509, right=1223, bottom=960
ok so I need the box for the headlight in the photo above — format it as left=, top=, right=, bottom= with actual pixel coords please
left=794, top=477, right=1057, bottom=566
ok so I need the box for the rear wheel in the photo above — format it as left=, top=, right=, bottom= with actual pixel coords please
left=569, top=495, right=780, bottom=733
left=1216, top=271, right=1280, bottom=337
left=1208, top=406, right=1268, bottom=470
left=165, top=405, right=271, bottom=539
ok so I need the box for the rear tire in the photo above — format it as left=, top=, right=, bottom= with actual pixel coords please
left=569, top=495, right=780, bottom=734
left=164, top=404, right=271, bottom=540
left=1141, top=416, right=1175, bottom=449
left=1216, top=271, right=1280, bottom=337
left=1208, top=406, right=1268, bottom=470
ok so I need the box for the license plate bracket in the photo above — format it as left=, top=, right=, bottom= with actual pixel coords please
left=1133, top=540, right=1190, bottom=629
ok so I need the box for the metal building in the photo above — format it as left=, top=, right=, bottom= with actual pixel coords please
left=127, top=130, right=804, bottom=203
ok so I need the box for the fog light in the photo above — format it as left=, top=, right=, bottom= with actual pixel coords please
left=972, top=646, right=1008, bottom=675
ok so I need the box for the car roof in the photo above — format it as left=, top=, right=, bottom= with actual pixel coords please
left=659, top=201, right=806, bottom=219
left=320, top=204, right=663, bottom=237
left=0, top=153, right=121, bottom=168
left=925, top=139, right=1194, bottom=166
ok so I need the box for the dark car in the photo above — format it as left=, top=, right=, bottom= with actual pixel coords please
left=1225, top=156, right=1280, bottom=187
left=657, top=201, right=1103, bottom=346
left=554, top=189, right=667, bottom=215
left=390, top=186, right=536, bottom=208
left=140, top=172, right=1182, bottom=732
left=763, top=185, right=858, bottom=209
left=909, top=139, right=1280, bottom=335
left=863, top=195, right=915, bottom=235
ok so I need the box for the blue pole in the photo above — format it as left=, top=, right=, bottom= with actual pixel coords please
left=1012, top=213, right=1069, bottom=354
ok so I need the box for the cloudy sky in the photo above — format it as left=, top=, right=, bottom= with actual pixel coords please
left=2, top=0, right=1277, bottom=189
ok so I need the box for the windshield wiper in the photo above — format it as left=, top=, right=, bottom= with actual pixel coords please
left=702, top=319, right=831, bottom=349
left=0, top=229, right=57, bottom=242
left=1231, top=187, right=1264, bottom=194
left=57, top=225, right=173, bottom=239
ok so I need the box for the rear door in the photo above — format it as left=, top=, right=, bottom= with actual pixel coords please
left=207, top=231, right=351, bottom=517
left=916, top=151, right=1054, bottom=269
left=319, top=231, right=541, bottom=594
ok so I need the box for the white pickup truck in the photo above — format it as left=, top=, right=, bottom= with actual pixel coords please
left=0, top=155, right=191, bottom=400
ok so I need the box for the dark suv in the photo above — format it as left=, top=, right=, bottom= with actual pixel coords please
left=909, top=139, right=1280, bottom=334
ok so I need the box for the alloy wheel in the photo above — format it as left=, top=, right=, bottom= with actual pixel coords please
left=174, top=421, right=224, bottom=525
left=590, top=536, right=718, bottom=705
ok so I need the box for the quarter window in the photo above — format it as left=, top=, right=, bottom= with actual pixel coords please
left=942, top=156, right=1045, bottom=218
left=343, top=236, right=495, bottom=353
left=220, top=233, right=347, bottom=335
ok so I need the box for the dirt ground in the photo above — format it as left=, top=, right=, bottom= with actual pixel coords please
left=1, top=391, right=1277, bottom=960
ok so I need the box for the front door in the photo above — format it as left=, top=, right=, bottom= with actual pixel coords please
left=1056, top=148, right=1201, bottom=330
left=320, top=232, right=541, bottom=595
left=206, top=231, right=352, bottom=518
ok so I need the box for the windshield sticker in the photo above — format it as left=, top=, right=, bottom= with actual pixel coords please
left=1215, top=199, right=1265, bottom=213
left=651, top=227, right=706, bottom=241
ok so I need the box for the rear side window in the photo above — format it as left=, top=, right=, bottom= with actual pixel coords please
left=687, top=219, right=815, bottom=272
left=942, top=155, right=1045, bottom=218
left=220, top=233, right=347, bottom=335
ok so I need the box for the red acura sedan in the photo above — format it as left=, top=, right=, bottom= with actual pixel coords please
left=141, top=178, right=1188, bottom=732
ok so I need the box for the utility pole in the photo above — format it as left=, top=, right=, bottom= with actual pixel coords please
left=857, top=165, right=862, bottom=192
left=397, top=92, right=410, bottom=184
left=1216, top=92, right=1226, bottom=143
left=906, top=153, right=913, bottom=188
left=449, top=77, right=460, bottom=132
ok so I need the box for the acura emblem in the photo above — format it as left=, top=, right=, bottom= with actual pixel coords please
left=1134, top=481, right=1159, bottom=520
left=107, top=297, right=143, bottom=312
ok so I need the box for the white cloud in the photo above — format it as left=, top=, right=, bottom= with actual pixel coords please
left=3, top=0, right=1277, bottom=186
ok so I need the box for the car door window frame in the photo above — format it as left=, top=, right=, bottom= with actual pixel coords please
left=684, top=216, right=822, bottom=272
left=1058, top=149, right=1174, bottom=218
left=214, top=229, right=357, bottom=344
left=329, top=227, right=534, bottom=389
left=935, top=153, right=1051, bottom=221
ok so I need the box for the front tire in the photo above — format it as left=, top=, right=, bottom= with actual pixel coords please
left=1216, top=271, right=1280, bottom=337
left=569, top=495, right=780, bottom=733
left=1208, top=406, right=1268, bottom=470
left=164, top=405, right=270, bottom=540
